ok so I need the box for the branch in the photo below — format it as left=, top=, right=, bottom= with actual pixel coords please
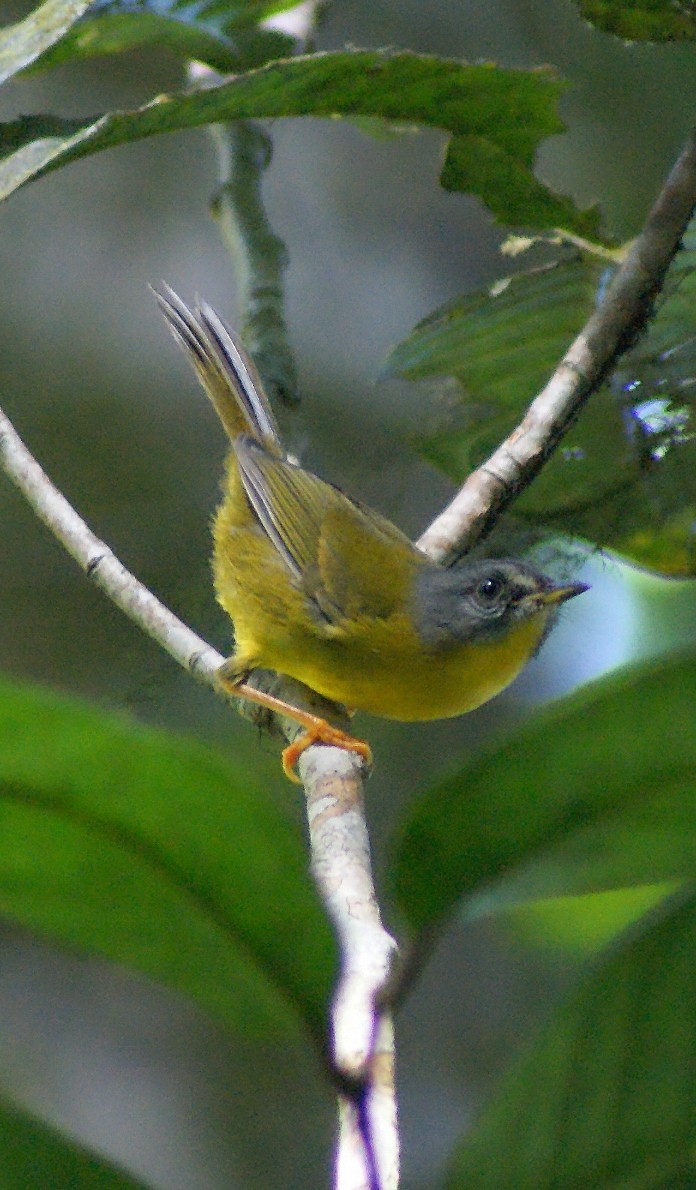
left=417, top=125, right=696, bottom=564
left=300, top=746, right=399, bottom=1190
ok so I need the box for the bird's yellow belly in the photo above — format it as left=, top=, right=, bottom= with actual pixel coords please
left=258, top=611, right=549, bottom=722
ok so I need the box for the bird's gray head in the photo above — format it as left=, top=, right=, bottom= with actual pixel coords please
left=412, top=558, right=588, bottom=650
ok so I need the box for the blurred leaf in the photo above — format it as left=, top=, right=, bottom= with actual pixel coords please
left=574, top=0, right=696, bottom=41
left=0, top=50, right=599, bottom=236
left=386, top=226, right=696, bottom=575
left=0, top=1096, right=146, bottom=1189
left=0, top=0, right=93, bottom=85
left=506, top=883, right=675, bottom=955
left=0, top=676, right=336, bottom=1046
left=29, top=0, right=296, bottom=76
left=448, top=886, right=696, bottom=1189
left=393, top=650, right=696, bottom=935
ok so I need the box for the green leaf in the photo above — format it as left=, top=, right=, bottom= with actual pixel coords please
left=29, top=0, right=296, bottom=76
left=0, top=1096, right=147, bottom=1189
left=386, top=227, right=696, bottom=576
left=0, top=50, right=599, bottom=236
left=383, top=250, right=611, bottom=396
left=0, top=0, right=93, bottom=85
left=449, top=886, right=696, bottom=1189
left=393, top=650, right=696, bottom=935
left=0, top=676, right=336, bottom=1046
left=506, top=884, right=676, bottom=956
left=574, top=0, right=696, bottom=42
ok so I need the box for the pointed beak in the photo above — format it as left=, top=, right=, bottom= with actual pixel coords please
left=539, top=581, right=590, bottom=606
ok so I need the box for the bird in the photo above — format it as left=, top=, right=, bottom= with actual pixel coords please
left=155, top=286, right=588, bottom=780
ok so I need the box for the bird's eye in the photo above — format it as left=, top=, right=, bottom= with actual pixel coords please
left=476, top=575, right=506, bottom=604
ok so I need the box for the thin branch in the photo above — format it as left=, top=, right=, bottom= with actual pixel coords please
left=417, top=125, right=696, bottom=564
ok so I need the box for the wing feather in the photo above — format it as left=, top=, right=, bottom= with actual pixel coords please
left=234, top=436, right=425, bottom=623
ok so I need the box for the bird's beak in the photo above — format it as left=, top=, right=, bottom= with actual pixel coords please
left=540, top=581, right=590, bottom=606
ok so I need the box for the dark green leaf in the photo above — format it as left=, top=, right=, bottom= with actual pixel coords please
left=0, top=1095, right=147, bottom=1189
left=0, top=50, right=599, bottom=236
left=383, top=251, right=611, bottom=396
left=386, top=227, right=696, bottom=576
left=0, top=0, right=93, bottom=85
left=449, top=886, right=696, bottom=1189
left=0, top=676, right=336, bottom=1046
left=29, top=0, right=295, bottom=76
left=574, top=0, right=696, bottom=42
left=393, top=651, right=696, bottom=934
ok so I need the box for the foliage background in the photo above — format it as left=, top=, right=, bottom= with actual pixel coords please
left=0, top=0, right=695, bottom=1186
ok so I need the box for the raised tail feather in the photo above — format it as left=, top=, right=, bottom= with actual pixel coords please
left=153, top=284, right=282, bottom=450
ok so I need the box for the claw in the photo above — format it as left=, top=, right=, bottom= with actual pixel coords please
left=282, top=723, right=373, bottom=783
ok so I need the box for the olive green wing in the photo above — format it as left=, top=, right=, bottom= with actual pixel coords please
left=234, top=436, right=424, bottom=623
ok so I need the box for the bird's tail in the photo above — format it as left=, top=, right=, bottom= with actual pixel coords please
left=154, top=284, right=282, bottom=450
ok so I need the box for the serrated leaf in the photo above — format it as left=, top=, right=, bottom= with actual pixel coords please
left=393, top=651, right=696, bottom=934
left=388, top=226, right=696, bottom=576
left=574, top=0, right=696, bottom=42
left=0, top=1096, right=147, bottom=1189
left=0, top=676, right=336, bottom=1046
left=0, top=0, right=93, bottom=85
left=448, top=886, right=696, bottom=1189
left=0, top=50, right=599, bottom=236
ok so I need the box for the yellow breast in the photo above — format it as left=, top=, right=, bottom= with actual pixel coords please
left=248, top=606, right=550, bottom=722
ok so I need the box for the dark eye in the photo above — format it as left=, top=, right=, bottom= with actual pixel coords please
left=476, top=575, right=506, bottom=604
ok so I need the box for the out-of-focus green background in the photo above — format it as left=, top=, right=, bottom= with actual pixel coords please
left=0, top=1, right=695, bottom=1186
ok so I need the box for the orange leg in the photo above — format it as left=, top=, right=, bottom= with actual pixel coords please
left=217, top=670, right=372, bottom=783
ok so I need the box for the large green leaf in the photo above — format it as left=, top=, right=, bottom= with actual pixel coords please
left=449, top=885, right=696, bottom=1188
left=574, top=0, right=696, bottom=41
left=393, top=650, right=696, bottom=935
left=0, top=676, right=336, bottom=1047
left=0, top=1096, right=147, bottom=1189
left=0, top=50, right=599, bottom=236
left=0, top=0, right=93, bottom=85
left=386, top=228, right=696, bottom=575
left=28, top=0, right=296, bottom=76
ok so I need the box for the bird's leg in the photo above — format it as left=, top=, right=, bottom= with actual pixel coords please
left=217, top=661, right=372, bottom=783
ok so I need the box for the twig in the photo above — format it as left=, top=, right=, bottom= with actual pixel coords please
left=417, top=125, right=696, bottom=564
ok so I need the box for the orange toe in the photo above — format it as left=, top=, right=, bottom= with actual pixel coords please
left=282, top=722, right=373, bottom=782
